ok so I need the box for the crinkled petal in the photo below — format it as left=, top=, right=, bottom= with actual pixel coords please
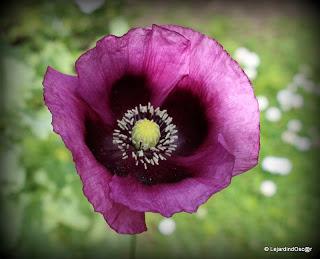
left=43, top=67, right=146, bottom=234
left=103, top=203, right=146, bottom=234
left=75, top=25, right=191, bottom=121
left=109, top=142, right=234, bottom=217
left=161, top=25, right=260, bottom=175
left=145, top=25, right=191, bottom=106
left=160, top=81, right=210, bottom=156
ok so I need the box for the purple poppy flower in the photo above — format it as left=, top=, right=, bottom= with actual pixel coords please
left=43, top=25, right=260, bottom=234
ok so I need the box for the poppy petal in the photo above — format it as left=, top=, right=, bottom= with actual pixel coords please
left=43, top=67, right=146, bottom=234
left=109, top=141, right=234, bottom=217
left=75, top=25, right=191, bottom=123
left=161, top=25, right=260, bottom=175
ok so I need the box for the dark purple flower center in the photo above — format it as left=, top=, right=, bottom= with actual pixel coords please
left=85, top=74, right=210, bottom=185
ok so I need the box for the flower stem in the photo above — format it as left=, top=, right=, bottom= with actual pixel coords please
left=129, top=235, right=137, bottom=259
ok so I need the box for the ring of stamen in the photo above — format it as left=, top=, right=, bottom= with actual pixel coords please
left=112, top=103, right=178, bottom=170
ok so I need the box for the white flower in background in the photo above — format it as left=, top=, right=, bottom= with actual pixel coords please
left=293, top=136, right=311, bottom=151
left=75, top=0, right=105, bottom=14
left=265, top=107, right=281, bottom=122
left=234, top=47, right=249, bottom=62
left=282, top=120, right=312, bottom=151
left=262, top=156, right=292, bottom=175
left=109, top=17, right=129, bottom=37
left=158, top=218, right=176, bottom=235
left=196, top=207, right=208, bottom=219
left=277, top=89, right=292, bottom=111
left=287, top=119, right=302, bottom=132
left=281, top=131, right=297, bottom=144
left=260, top=180, right=277, bottom=197
left=234, top=47, right=260, bottom=80
left=234, top=47, right=260, bottom=68
left=23, top=108, right=52, bottom=140
left=277, top=89, right=304, bottom=111
left=293, top=73, right=307, bottom=86
left=292, top=68, right=319, bottom=95
left=257, top=95, right=269, bottom=111
left=244, top=67, right=257, bottom=80
left=285, top=65, right=320, bottom=96
left=245, top=51, right=260, bottom=68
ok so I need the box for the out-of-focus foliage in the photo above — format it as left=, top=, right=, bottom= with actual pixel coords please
left=0, top=1, right=319, bottom=259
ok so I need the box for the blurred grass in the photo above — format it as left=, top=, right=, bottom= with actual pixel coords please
left=0, top=1, right=319, bottom=259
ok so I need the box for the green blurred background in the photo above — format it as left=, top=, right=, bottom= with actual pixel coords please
left=1, top=0, right=319, bottom=258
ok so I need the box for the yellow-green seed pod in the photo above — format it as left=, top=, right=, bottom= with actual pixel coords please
left=132, top=119, right=160, bottom=150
